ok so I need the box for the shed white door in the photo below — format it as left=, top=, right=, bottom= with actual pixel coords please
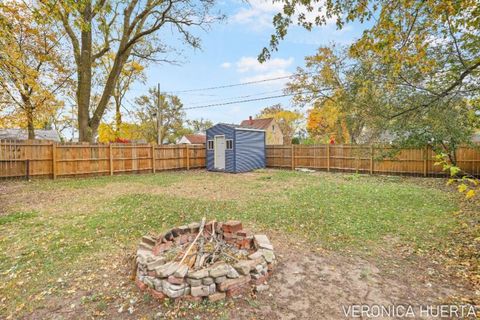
left=214, top=136, right=226, bottom=170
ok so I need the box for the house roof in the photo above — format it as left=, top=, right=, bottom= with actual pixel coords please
left=216, top=123, right=265, bottom=132
left=239, top=118, right=273, bottom=130
left=0, top=128, right=60, bottom=142
left=184, top=134, right=206, bottom=144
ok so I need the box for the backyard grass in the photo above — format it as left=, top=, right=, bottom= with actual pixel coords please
left=0, top=169, right=465, bottom=318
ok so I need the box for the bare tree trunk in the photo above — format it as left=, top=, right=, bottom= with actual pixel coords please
left=26, top=105, right=35, bottom=140
left=20, top=93, right=35, bottom=140
left=77, top=4, right=93, bottom=142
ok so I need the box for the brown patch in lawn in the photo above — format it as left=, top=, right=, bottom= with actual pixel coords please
left=158, top=170, right=300, bottom=201
left=2, top=170, right=301, bottom=216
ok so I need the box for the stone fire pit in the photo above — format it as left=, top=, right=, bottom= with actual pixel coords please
left=135, top=219, right=276, bottom=302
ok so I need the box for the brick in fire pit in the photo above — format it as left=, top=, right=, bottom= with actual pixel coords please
left=214, top=276, right=227, bottom=284
left=187, top=278, right=202, bottom=286
left=227, top=266, right=240, bottom=279
left=168, top=275, right=185, bottom=285
left=188, top=222, right=200, bottom=233
left=202, top=277, right=214, bottom=285
left=233, top=260, right=258, bottom=275
left=209, top=263, right=230, bottom=278
left=155, top=262, right=178, bottom=278
left=146, top=257, right=166, bottom=270
left=191, top=285, right=210, bottom=297
left=141, top=235, right=156, bottom=247
left=236, top=230, right=248, bottom=237
left=222, top=220, right=242, bottom=233
left=173, top=264, right=188, bottom=278
left=217, top=275, right=251, bottom=291
left=188, top=269, right=209, bottom=279
left=178, top=225, right=189, bottom=234
left=253, top=234, right=272, bottom=249
left=205, top=220, right=215, bottom=233
left=152, top=241, right=173, bottom=255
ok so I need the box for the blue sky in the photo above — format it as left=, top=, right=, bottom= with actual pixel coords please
left=123, top=0, right=369, bottom=126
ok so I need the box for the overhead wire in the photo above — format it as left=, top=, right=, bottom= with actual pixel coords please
left=166, top=72, right=313, bottom=94
left=184, top=89, right=327, bottom=110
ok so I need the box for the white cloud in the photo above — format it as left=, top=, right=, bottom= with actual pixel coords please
left=231, top=0, right=283, bottom=30
left=220, top=62, right=232, bottom=69
left=236, top=56, right=294, bottom=73
left=230, top=55, right=294, bottom=89
left=230, top=0, right=336, bottom=31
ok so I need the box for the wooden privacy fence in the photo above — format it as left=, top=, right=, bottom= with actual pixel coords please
left=266, top=144, right=480, bottom=177
left=0, top=140, right=205, bottom=179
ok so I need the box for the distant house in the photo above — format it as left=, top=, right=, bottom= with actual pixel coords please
left=177, top=134, right=206, bottom=145
left=0, top=129, right=60, bottom=142
left=240, top=116, right=283, bottom=145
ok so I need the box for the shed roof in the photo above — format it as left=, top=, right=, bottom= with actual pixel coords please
left=0, top=128, right=60, bottom=142
left=215, top=123, right=265, bottom=132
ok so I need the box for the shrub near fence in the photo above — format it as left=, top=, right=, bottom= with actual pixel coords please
left=266, top=144, right=480, bottom=177
left=0, top=140, right=206, bottom=179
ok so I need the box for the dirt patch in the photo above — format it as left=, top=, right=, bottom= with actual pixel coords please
left=231, top=233, right=473, bottom=320
left=159, top=170, right=302, bottom=201
left=22, top=233, right=475, bottom=320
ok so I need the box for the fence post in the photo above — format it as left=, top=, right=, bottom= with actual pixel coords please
left=423, top=145, right=428, bottom=177
left=52, top=143, right=57, bottom=180
left=186, top=144, right=190, bottom=170
left=152, top=144, right=156, bottom=173
left=291, top=144, right=295, bottom=170
left=370, top=145, right=374, bottom=174
left=327, top=144, right=330, bottom=172
left=109, top=144, right=114, bottom=176
left=26, top=159, right=30, bottom=180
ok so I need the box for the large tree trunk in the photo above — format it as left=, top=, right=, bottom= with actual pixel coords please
left=77, top=4, right=93, bottom=142
left=20, top=93, right=35, bottom=140
left=114, top=93, right=122, bottom=137
left=89, top=52, right=129, bottom=141
left=25, top=104, right=35, bottom=140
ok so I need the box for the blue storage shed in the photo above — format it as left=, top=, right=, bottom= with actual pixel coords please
left=206, top=123, right=266, bottom=173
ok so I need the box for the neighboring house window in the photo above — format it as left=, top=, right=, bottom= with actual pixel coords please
left=207, top=140, right=214, bottom=150
left=226, top=140, right=233, bottom=150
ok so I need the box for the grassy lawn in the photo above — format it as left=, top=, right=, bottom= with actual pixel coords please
left=0, top=169, right=462, bottom=318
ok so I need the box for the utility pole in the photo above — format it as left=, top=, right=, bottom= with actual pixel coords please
left=157, top=83, right=163, bottom=145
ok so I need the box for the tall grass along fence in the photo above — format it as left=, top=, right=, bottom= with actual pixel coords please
left=266, top=144, right=480, bottom=177
left=0, top=140, right=205, bottom=179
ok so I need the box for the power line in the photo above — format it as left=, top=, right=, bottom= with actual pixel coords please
left=167, top=73, right=311, bottom=94
left=184, top=90, right=323, bottom=110
left=186, top=89, right=284, bottom=105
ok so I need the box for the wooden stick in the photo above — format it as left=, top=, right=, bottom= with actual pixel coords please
left=210, top=221, right=216, bottom=243
left=179, top=217, right=206, bottom=265
left=194, top=237, right=205, bottom=269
